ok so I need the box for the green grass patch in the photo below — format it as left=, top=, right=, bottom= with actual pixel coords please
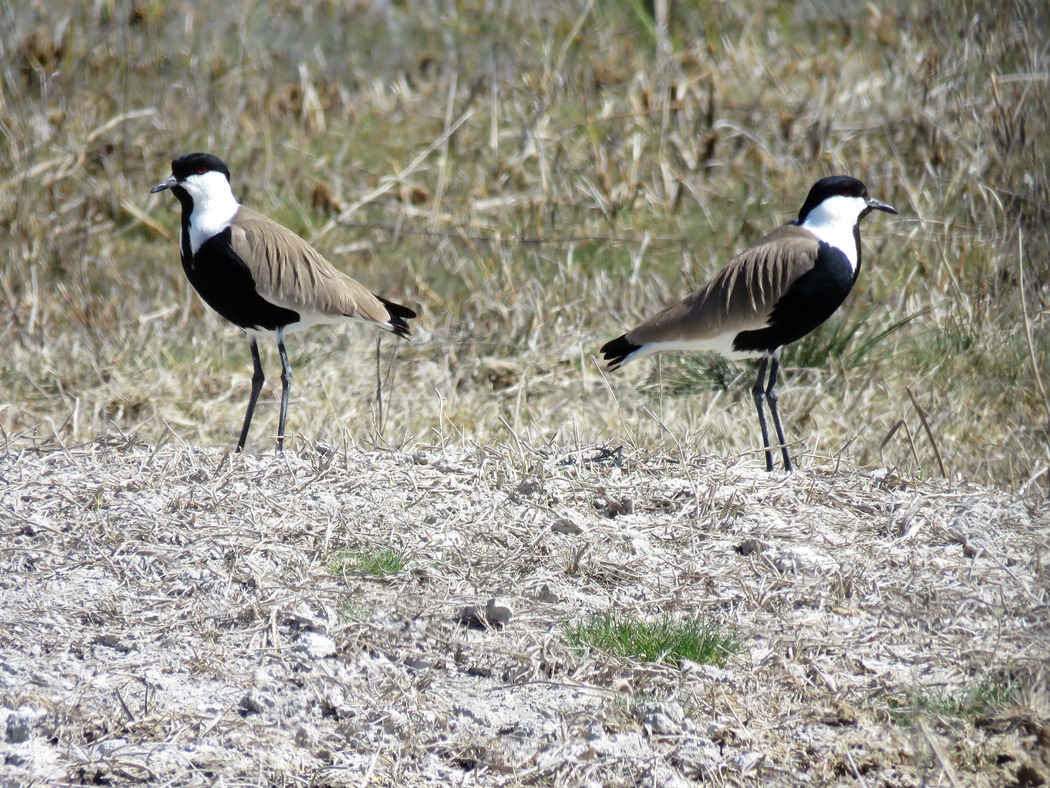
left=336, top=600, right=374, bottom=623
left=564, top=613, right=739, bottom=667
left=648, top=354, right=741, bottom=395
left=887, top=673, right=1021, bottom=726
left=784, top=307, right=921, bottom=370
left=329, top=547, right=406, bottom=578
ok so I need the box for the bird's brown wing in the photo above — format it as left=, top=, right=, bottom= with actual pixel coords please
left=229, top=207, right=392, bottom=325
left=626, top=224, right=821, bottom=345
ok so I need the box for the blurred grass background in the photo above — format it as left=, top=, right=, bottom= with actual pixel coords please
left=1, top=0, right=1047, bottom=494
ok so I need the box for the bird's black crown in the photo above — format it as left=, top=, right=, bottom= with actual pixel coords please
left=170, top=152, right=231, bottom=184
left=797, top=175, right=869, bottom=222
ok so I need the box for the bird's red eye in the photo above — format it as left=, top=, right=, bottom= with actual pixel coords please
left=197, top=167, right=208, bottom=175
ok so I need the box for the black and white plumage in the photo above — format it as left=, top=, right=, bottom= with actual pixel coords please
left=601, top=175, right=896, bottom=472
left=151, top=152, right=417, bottom=452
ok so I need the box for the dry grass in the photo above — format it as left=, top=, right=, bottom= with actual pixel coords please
left=0, top=0, right=1047, bottom=494
left=1, top=3, right=1050, bottom=783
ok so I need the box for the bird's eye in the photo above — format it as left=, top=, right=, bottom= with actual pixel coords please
left=197, top=167, right=208, bottom=175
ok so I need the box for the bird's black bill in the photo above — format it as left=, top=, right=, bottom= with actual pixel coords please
left=150, top=176, right=177, bottom=194
left=865, top=197, right=897, bottom=215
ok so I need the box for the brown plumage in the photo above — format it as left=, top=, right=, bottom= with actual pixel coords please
left=621, top=226, right=820, bottom=351
left=230, top=207, right=398, bottom=331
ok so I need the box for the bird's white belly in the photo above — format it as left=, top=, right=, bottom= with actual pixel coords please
left=626, top=332, right=767, bottom=365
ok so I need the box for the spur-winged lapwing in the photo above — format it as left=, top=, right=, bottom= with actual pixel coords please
left=601, top=175, right=896, bottom=472
left=151, top=152, right=417, bottom=452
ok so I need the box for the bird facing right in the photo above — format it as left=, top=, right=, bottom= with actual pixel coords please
left=600, top=175, right=897, bottom=472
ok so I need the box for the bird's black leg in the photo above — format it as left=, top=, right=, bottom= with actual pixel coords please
left=237, top=337, right=265, bottom=453
left=276, top=336, right=292, bottom=452
left=765, top=353, right=793, bottom=472
left=751, top=356, right=775, bottom=472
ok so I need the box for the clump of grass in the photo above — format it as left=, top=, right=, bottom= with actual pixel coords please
left=649, top=354, right=740, bottom=396
left=784, top=308, right=923, bottom=371
left=887, top=673, right=1021, bottom=726
left=336, top=600, right=374, bottom=623
left=564, top=613, right=739, bottom=667
left=329, top=547, right=406, bottom=578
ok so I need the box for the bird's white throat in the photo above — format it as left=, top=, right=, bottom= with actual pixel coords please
left=185, top=170, right=240, bottom=255
left=800, top=194, right=866, bottom=271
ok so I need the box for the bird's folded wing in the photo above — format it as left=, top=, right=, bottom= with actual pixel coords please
left=627, top=225, right=820, bottom=344
left=230, top=207, right=390, bottom=324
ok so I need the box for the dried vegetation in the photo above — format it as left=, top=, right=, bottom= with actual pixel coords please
left=1, top=0, right=1049, bottom=784
left=1, top=442, right=1048, bottom=785
left=0, top=0, right=1046, bottom=489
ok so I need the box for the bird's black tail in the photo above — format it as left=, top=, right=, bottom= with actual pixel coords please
left=377, top=296, right=417, bottom=339
left=600, top=334, right=641, bottom=371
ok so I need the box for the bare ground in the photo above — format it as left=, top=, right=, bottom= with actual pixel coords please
left=1, top=439, right=1048, bottom=786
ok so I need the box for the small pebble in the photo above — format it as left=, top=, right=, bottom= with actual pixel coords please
left=634, top=700, right=685, bottom=735
left=551, top=518, right=583, bottom=535
left=5, top=706, right=44, bottom=744
left=458, top=597, right=513, bottom=629
left=536, top=583, right=560, bottom=603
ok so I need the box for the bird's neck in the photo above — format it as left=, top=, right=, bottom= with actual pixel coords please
left=186, top=191, right=240, bottom=256
left=801, top=207, right=860, bottom=273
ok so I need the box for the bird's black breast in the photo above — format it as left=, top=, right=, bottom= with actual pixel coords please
left=733, top=241, right=858, bottom=353
left=180, top=227, right=300, bottom=332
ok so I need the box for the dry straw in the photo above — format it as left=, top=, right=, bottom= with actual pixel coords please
left=1, top=441, right=1047, bottom=783
left=1, top=2, right=1049, bottom=781
left=0, top=1, right=1046, bottom=493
